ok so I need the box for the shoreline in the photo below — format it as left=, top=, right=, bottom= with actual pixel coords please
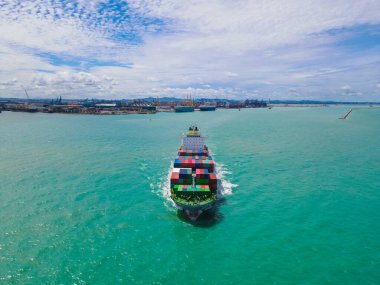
left=1, top=103, right=378, bottom=115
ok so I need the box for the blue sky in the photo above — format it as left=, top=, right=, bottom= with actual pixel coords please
left=0, top=0, right=380, bottom=101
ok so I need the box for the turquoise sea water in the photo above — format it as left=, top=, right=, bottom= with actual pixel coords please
left=1, top=107, right=379, bottom=284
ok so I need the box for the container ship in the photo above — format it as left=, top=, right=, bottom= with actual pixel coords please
left=174, top=97, right=195, bottom=112
left=199, top=104, right=216, bottom=111
left=170, top=125, right=218, bottom=220
left=174, top=106, right=195, bottom=112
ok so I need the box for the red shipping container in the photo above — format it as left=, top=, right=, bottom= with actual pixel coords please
left=171, top=173, right=179, bottom=180
left=209, top=173, right=217, bottom=180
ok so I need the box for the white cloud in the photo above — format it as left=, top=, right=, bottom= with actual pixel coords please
left=128, top=0, right=380, bottom=51
left=340, top=85, right=362, bottom=97
left=0, top=1, right=380, bottom=100
left=0, top=78, right=18, bottom=86
left=292, top=68, right=345, bottom=79
left=340, top=85, right=352, bottom=92
left=31, top=71, right=118, bottom=97
left=0, top=78, right=18, bottom=90
left=146, top=76, right=159, bottom=82
left=0, top=1, right=115, bottom=55
left=225, top=71, right=238, bottom=77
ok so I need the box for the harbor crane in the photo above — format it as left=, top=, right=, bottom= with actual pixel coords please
left=23, top=86, right=30, bottom=101
left=21, top=86, right=37, bottom=112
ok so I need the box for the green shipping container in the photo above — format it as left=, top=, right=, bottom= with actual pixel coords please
left=195, top=185, right=210, bottom=192
left=196, top=179, right=209, bottom=185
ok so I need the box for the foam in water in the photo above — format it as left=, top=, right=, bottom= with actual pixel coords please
left=150, top=164, right=176, bottom=211
left=215, top=162, right=238, bottom=197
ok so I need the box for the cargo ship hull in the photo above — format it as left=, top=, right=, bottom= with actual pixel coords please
left=174, top=106, right=195, bottom=112
left=199, top=105, right=216, bottom=111
left=170, top=126, right=218, bottom=221
left=174, top=200, right=216, bottom=220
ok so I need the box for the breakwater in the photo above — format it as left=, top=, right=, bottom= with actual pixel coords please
left=340, top=108, right=353, bottom=119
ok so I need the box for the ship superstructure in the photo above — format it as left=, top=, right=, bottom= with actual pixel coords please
left=174, top=97, right=195, bottom=112
left=170, top=126, right=218, bottom=220
left=199, top=103, right=217, bottom=111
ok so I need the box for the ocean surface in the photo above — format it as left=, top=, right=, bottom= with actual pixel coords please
left=1, top=107, right=379, bottom=284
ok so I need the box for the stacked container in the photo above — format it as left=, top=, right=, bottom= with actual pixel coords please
left=178, top=149, right=209, bottom=156
left=196, top=169, right=209, bottom=179
left=170, top=168, right=192, bottom=188
left=208, top=173, right=217, bottom=192
left=171, top=144, right=217, bottom=198
left=173, top=184, right=211, bottom=199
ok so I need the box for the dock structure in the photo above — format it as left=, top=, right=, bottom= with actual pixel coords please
left=339, top=108, right=353, bottom=119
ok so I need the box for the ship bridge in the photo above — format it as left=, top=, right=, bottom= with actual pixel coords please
left=182, top=125, right=205, bottom=150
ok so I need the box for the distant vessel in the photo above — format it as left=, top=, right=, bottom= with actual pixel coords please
left=25, top=105, right=38, bottom=112
left=170, top=125, right=219, bottom=220
left=174, top=96, right=195, bottom=112
left=199, top=104, right=216, bottom=111
left=174, top=106, right=195, bottom=112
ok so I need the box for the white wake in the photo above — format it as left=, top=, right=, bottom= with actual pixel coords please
left=215, top=162, right=238, bottom=198
left=151, top=160, right=237, bottom=209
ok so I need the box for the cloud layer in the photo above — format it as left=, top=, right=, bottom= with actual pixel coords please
left=0, top=0, right=380, bottom=100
